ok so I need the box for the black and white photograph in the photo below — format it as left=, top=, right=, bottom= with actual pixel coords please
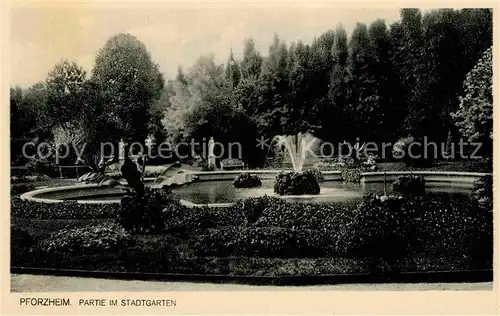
left=5, top=1, right=496, bottom=313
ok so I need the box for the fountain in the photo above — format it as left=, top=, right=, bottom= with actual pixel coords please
left=273, top=132, right=318, bottom=172
left=272, top=133, right=321, bottom=195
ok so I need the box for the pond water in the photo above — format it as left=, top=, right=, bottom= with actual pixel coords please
left=172, top=180, right=369, bottom=204
left=37, top=179, right=473, bottom=205
left=171, top=180, right=472, bottom=205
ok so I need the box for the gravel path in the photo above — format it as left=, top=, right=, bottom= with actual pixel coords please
left=10, top=274, right=492, bottom=292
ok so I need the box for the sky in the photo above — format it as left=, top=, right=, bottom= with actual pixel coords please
left=10, top=4, right=412, bottom=87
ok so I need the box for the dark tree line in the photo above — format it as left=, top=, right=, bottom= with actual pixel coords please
left=159, top=8, right=492, bottom=166
left=11, top=9, right=493, bottom=167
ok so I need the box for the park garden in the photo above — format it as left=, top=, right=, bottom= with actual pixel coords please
left=10, top=9, right=493, bottom=282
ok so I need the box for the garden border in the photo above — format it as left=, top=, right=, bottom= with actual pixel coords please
left=10, top=266, right=493, bottom=286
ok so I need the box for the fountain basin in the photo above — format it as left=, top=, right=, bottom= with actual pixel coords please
left=19, top=170, right=488, bottom=207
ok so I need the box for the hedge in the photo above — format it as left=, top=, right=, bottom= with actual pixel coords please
left=11, top=198, right=119, bottom=219
left=192, top=226, right=337, bottom=258
left=11, top=174, right=50, bottom=184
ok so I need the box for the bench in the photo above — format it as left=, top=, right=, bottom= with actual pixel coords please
left=220, top=158, right=245, bottom=170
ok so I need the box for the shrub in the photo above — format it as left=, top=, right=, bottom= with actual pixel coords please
left=303, top=168, right=324, bottom=183
left=10, top=183, right=37, bottom=195
left=472, top=175, right=493, bottom=210
left=121, top=235, right=182, bottom=272
left=26, top=158, right=58, bottom=177
left=274, top=171, right=320, bottom=195
left=12, top=193, right=493, bottom=273
left=232, top=196, right=283, bottom=224
left=11, top=198, right=119, bottom=219
left=11, top=227, right=34, bottom=265
left=336, top=195, right=408, bottom=267
left=408, top=194, right=492, bottom=267
left=118, top=187, right=182, bottom=233
left=162, top=205, right=246, bottom=234
left=392, top=175, right=426, bottom=198
left=255, top=200, right=354, bottom=231
left=233, top=173, right=262, bottom=188
left=34, top=222, right=132, bottom=254
left=341, top=167, right=362, bottom=183
left=192, top=226, right=336, bottom=258
left=11, top=174, right=50, bottom=184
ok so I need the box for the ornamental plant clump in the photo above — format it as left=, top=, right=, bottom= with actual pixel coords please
left=118, top=154, right=185, bottom=233
left=233, top=173, right=262, bottom=188
left=119, top=187, right=183, bottom=233
left=273, top=170, right=320, bottom=195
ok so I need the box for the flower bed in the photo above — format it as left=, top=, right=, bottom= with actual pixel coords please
left=11, top=198, right=119, bottom=219
left=233, top=173, right=262, bottom=188
left=274, top=170, right=320, bottom=195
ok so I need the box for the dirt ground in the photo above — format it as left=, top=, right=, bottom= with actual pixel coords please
left=10, top=274, right=492, bottom=292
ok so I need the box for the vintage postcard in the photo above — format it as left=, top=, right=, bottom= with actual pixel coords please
left=2, top=0, right=499, bottom=315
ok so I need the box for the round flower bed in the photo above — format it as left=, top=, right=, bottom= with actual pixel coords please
left=273, top=170, right=320, bottom=195
left=233, top=173, right=262, bottom=188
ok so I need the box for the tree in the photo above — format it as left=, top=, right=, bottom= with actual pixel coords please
left=225, top=49, right=241, bottom=89
left=348, top=22, right=376, bottom=141
left=325, top=25, right=350, bottom=143
left=45, top=60, right=87, bottom=127
left=10, top=86, right=25, bottom=139
left=151, top=9, right=492, bottom=166
left=285, top=40, right=321, bottom=134
left=92, top=33, right=164, bottom=143
left=418, top=9, right=464, bottom=143
left=163, top=66, right=192, bottom=142
left=309, top=30, right=335, bottom=142
left=367, top=19, right=398, bottom=142
left=237, top=39, right=264, bottom=118
left=240, top=38, right=263, bottom=79
left=257, top=35, right=290, bottom=136
left=451, top=47, right=492, bottom=150
left=180, top=54, right=257, bottom=163
left=389, top=9, right=425, bottom=137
